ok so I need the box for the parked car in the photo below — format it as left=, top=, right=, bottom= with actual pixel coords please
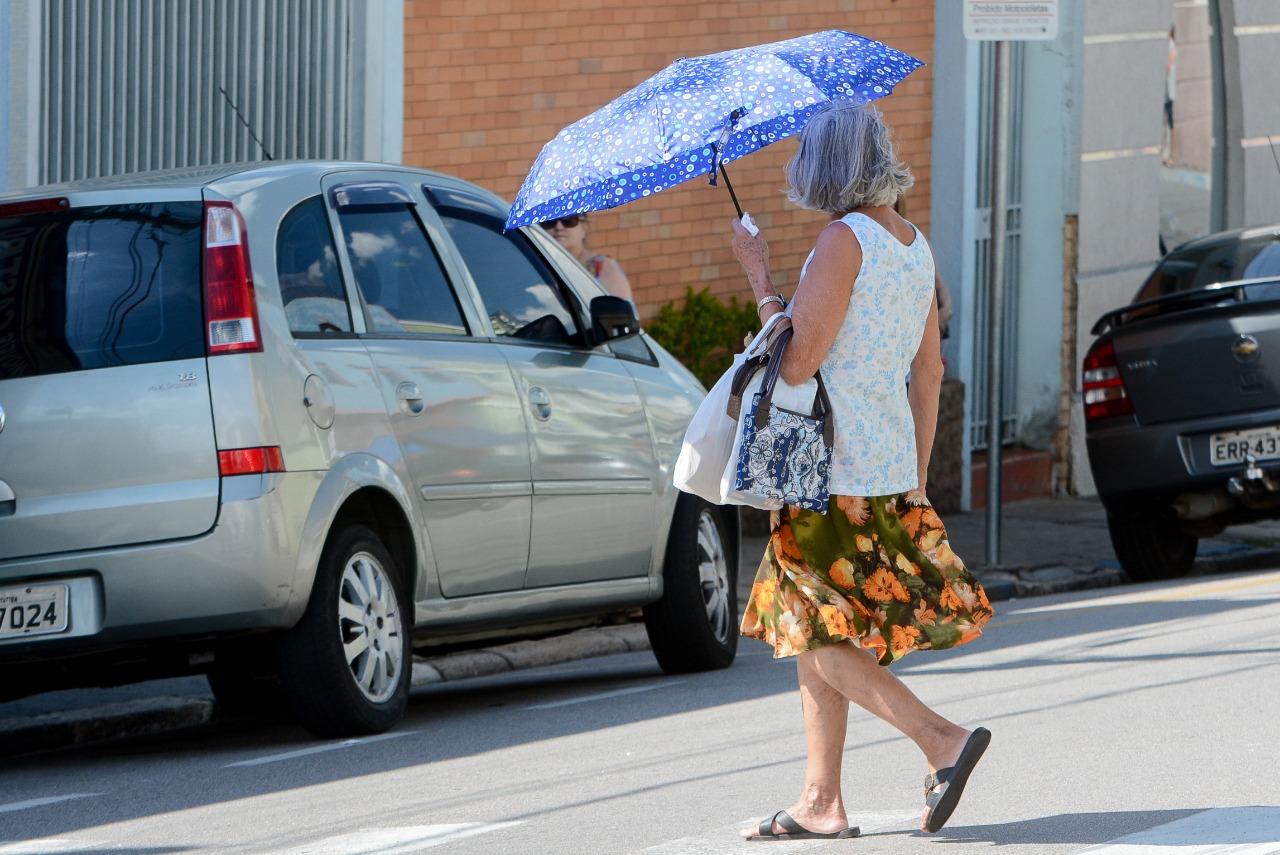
left=0, top=162, right=739, bottom=737
left=1084, top=224, right=1280, bottom=580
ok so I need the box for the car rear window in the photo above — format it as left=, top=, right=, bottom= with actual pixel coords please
left=1137, top=232, right=1280, bottom=302
left=0, top=201, right=204, bottom=380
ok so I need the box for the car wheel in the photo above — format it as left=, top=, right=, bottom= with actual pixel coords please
left=643, top=497, right=738, bottom=674
left=277, top=524, right=411, bottom=737
left=1107, top=506, right=1198, bottom=581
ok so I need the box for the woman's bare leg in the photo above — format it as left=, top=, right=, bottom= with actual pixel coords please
left=741, top=652, right=853, bottom=838
left=810, top=641, right=970, bottom=773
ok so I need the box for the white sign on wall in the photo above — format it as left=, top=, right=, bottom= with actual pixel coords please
left=964, top=1, right=1059, bottom=41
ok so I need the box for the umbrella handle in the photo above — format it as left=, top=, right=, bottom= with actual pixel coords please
left=719, top=163, right=744, bottom=218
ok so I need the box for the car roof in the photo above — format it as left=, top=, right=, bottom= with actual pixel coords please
left=1168, top=223, right=1280, bottom=257
left=0, top=161, right=513, bottom=211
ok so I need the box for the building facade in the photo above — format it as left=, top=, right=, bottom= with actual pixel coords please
left=1, top=0, right=405, bottom=192
left=932, top=0, right=1280, bottom=509
left=401, top=0, right=937, bottom=321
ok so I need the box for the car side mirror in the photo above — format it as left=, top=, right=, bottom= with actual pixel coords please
left=589, top=295, right=640, bottom=344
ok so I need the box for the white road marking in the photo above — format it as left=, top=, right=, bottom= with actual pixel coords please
left=0, top=794, right=102, bottom=815
left=1080, top=806, right=1280, bottom=854
left=0, top=841, right=101, bottom=854
left=224, top=730, right=417, bottom=768
left=286, top=823, right=523, bottom=853
left=634, top=808, right=918, bottom=854
left=523, top=680, right=685, bottom=710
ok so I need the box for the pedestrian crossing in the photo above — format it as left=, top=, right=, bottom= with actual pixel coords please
left=2, top=806, right=1279, bottom=852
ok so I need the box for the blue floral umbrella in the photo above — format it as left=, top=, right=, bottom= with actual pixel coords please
left=505, top=30, right=923, bottom=230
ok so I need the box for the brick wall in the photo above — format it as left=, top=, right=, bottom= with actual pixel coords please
left=404, top=0, right=935, bottom=319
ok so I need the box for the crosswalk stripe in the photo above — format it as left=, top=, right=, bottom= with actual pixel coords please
left=634, top=808, right=918, bottom=853
left=1080, top=806, right=1280, bottom=853
left=0, top=794, right=101, bottom=815
left=224, top=730, right=417, bottom=768
left=0, top=841, right=102, bottom=854
left=285, top=823, right=523, bottom=854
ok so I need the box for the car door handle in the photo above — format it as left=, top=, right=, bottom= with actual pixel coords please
left=396, top=382, right=426, bottom=416
left=527, top=386, right=552, bottom=421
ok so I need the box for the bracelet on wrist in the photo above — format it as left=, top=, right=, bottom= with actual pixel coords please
left=756, top=294, right=785, bottom=313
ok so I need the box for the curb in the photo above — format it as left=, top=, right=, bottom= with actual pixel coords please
left=1, top=623, right=653, bottom=759
left=0, top=696, right=216, bottom=759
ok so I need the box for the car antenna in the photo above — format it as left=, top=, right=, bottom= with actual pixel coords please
left=217, top=85, right=274, bottom=161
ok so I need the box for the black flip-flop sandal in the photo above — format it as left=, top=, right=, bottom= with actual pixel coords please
left=922, top=727, right=991, bottom=833
left=748, top=809, right=861, bottom=841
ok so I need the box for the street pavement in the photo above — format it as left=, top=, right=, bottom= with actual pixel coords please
left=2, top=566, right=1278, bottom=853
left=5, top=496, right=1280, bottom=759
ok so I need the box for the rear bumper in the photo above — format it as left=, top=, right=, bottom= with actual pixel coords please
left=1087, top=406, right=1280, bottom=506
left=0, top=471, right=323, bottom=658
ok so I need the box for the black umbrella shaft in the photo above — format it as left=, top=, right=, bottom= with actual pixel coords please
left=719, top=163, right=744, bottom=218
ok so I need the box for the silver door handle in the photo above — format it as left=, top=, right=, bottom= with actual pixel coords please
left=527, top=386, right=552, bottom=421
left=396, top=382, right=425, bottom=416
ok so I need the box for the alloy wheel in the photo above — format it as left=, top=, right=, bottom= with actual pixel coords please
left=696, top=510, right=731, bottom=645
left=337, top=552, right=404, bottom=704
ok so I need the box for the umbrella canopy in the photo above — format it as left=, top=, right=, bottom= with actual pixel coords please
left=505, top=30, right=922, bottom=230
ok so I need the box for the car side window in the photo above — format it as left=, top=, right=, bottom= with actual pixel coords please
left=336, top=206, right=468, bottom=337
left=436, top=210, right=581, bottom=346
left=277, top=197, right=352, bottom=336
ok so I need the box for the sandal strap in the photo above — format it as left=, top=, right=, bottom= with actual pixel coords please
left=924, top=767, right=953, bottom=794
left=773, top=810, right=808, bottom=835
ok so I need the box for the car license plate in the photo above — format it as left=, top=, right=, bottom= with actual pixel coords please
left=0, top=584, right=69, bottom=639
left=1210, top=425, right=1280, bottom=466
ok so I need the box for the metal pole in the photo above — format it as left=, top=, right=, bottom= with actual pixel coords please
left=985, top=40, right=1011, bottom=567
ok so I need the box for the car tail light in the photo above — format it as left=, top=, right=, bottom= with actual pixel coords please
left=1082, top=340, right=1134, bottom=421
left=203, top=201, right=261, bottom=355
left=218, top=447, right=285, bottom=476
left=0, top=197, right=69, bottom=217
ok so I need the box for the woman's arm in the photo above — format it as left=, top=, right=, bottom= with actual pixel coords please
left=908, top=294, right=944, bottom=496
left=597, top=256, right=633, bottom=302
left=731, top=218, right=861, bottom=387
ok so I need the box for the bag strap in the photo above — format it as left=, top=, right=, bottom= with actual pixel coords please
left=752, top=327, right=836, bottom=447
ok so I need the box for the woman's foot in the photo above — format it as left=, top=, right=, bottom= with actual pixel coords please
left=741, top=799, right=851, bottom=839
left=920, top=727, right=992, bottom=833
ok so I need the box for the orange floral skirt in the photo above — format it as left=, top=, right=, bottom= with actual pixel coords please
left=740, top=493, right=994, bottom=664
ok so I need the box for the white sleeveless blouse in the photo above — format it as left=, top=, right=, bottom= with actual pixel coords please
left=798, top=212, right=935, bottom=497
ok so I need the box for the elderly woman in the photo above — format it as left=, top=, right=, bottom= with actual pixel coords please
left=734, top=101, right=994, bottom=841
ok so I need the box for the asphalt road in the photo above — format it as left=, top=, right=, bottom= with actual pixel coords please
left=3, top=569, right=1279, bottom=854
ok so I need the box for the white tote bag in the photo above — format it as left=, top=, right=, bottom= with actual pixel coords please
left=673, top=312, right=790, bottom=506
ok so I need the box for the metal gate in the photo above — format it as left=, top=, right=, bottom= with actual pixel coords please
left=39, top=0, right=356, bottom=184
left=969, top=41, right=1025, bottom=451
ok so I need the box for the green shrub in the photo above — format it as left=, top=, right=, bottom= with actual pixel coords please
left=645, top=287, right=761, bottom=389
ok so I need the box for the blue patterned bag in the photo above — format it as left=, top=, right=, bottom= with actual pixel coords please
left=731, top=328, right=835, bottom=512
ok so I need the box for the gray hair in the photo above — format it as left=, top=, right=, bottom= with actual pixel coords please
left=785, top=101, right=914, bottom=213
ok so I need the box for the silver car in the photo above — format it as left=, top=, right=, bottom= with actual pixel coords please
left=0, top=162, right=739, bottom=736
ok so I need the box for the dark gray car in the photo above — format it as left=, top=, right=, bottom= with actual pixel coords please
left=1084, top=224, right=1280, bottom=580
left=0, top=162, right=739, bottom=737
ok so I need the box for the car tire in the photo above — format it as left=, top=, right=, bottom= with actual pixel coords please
left=277, top=524, right=411, bottom=737
left=644, top=497, right=738, bottom=674
left=1107, top=506, right=1198, bottom=581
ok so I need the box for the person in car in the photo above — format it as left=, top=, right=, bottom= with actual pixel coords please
left=732, top=100, right=994, bottom=842
left=541, top=212, right=634, bottom=303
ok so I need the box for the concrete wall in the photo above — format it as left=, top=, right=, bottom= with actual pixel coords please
left=1070, top=0, right=1176, bottom=496
left=1232, top=0, right=1280, bottom=227
left=403, top=0, right=937, bottom=320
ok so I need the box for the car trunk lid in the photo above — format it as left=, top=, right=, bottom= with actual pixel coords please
left=1110, top=290, right=1280, bottom=425
left=0, top=198, right=219, bottom=561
